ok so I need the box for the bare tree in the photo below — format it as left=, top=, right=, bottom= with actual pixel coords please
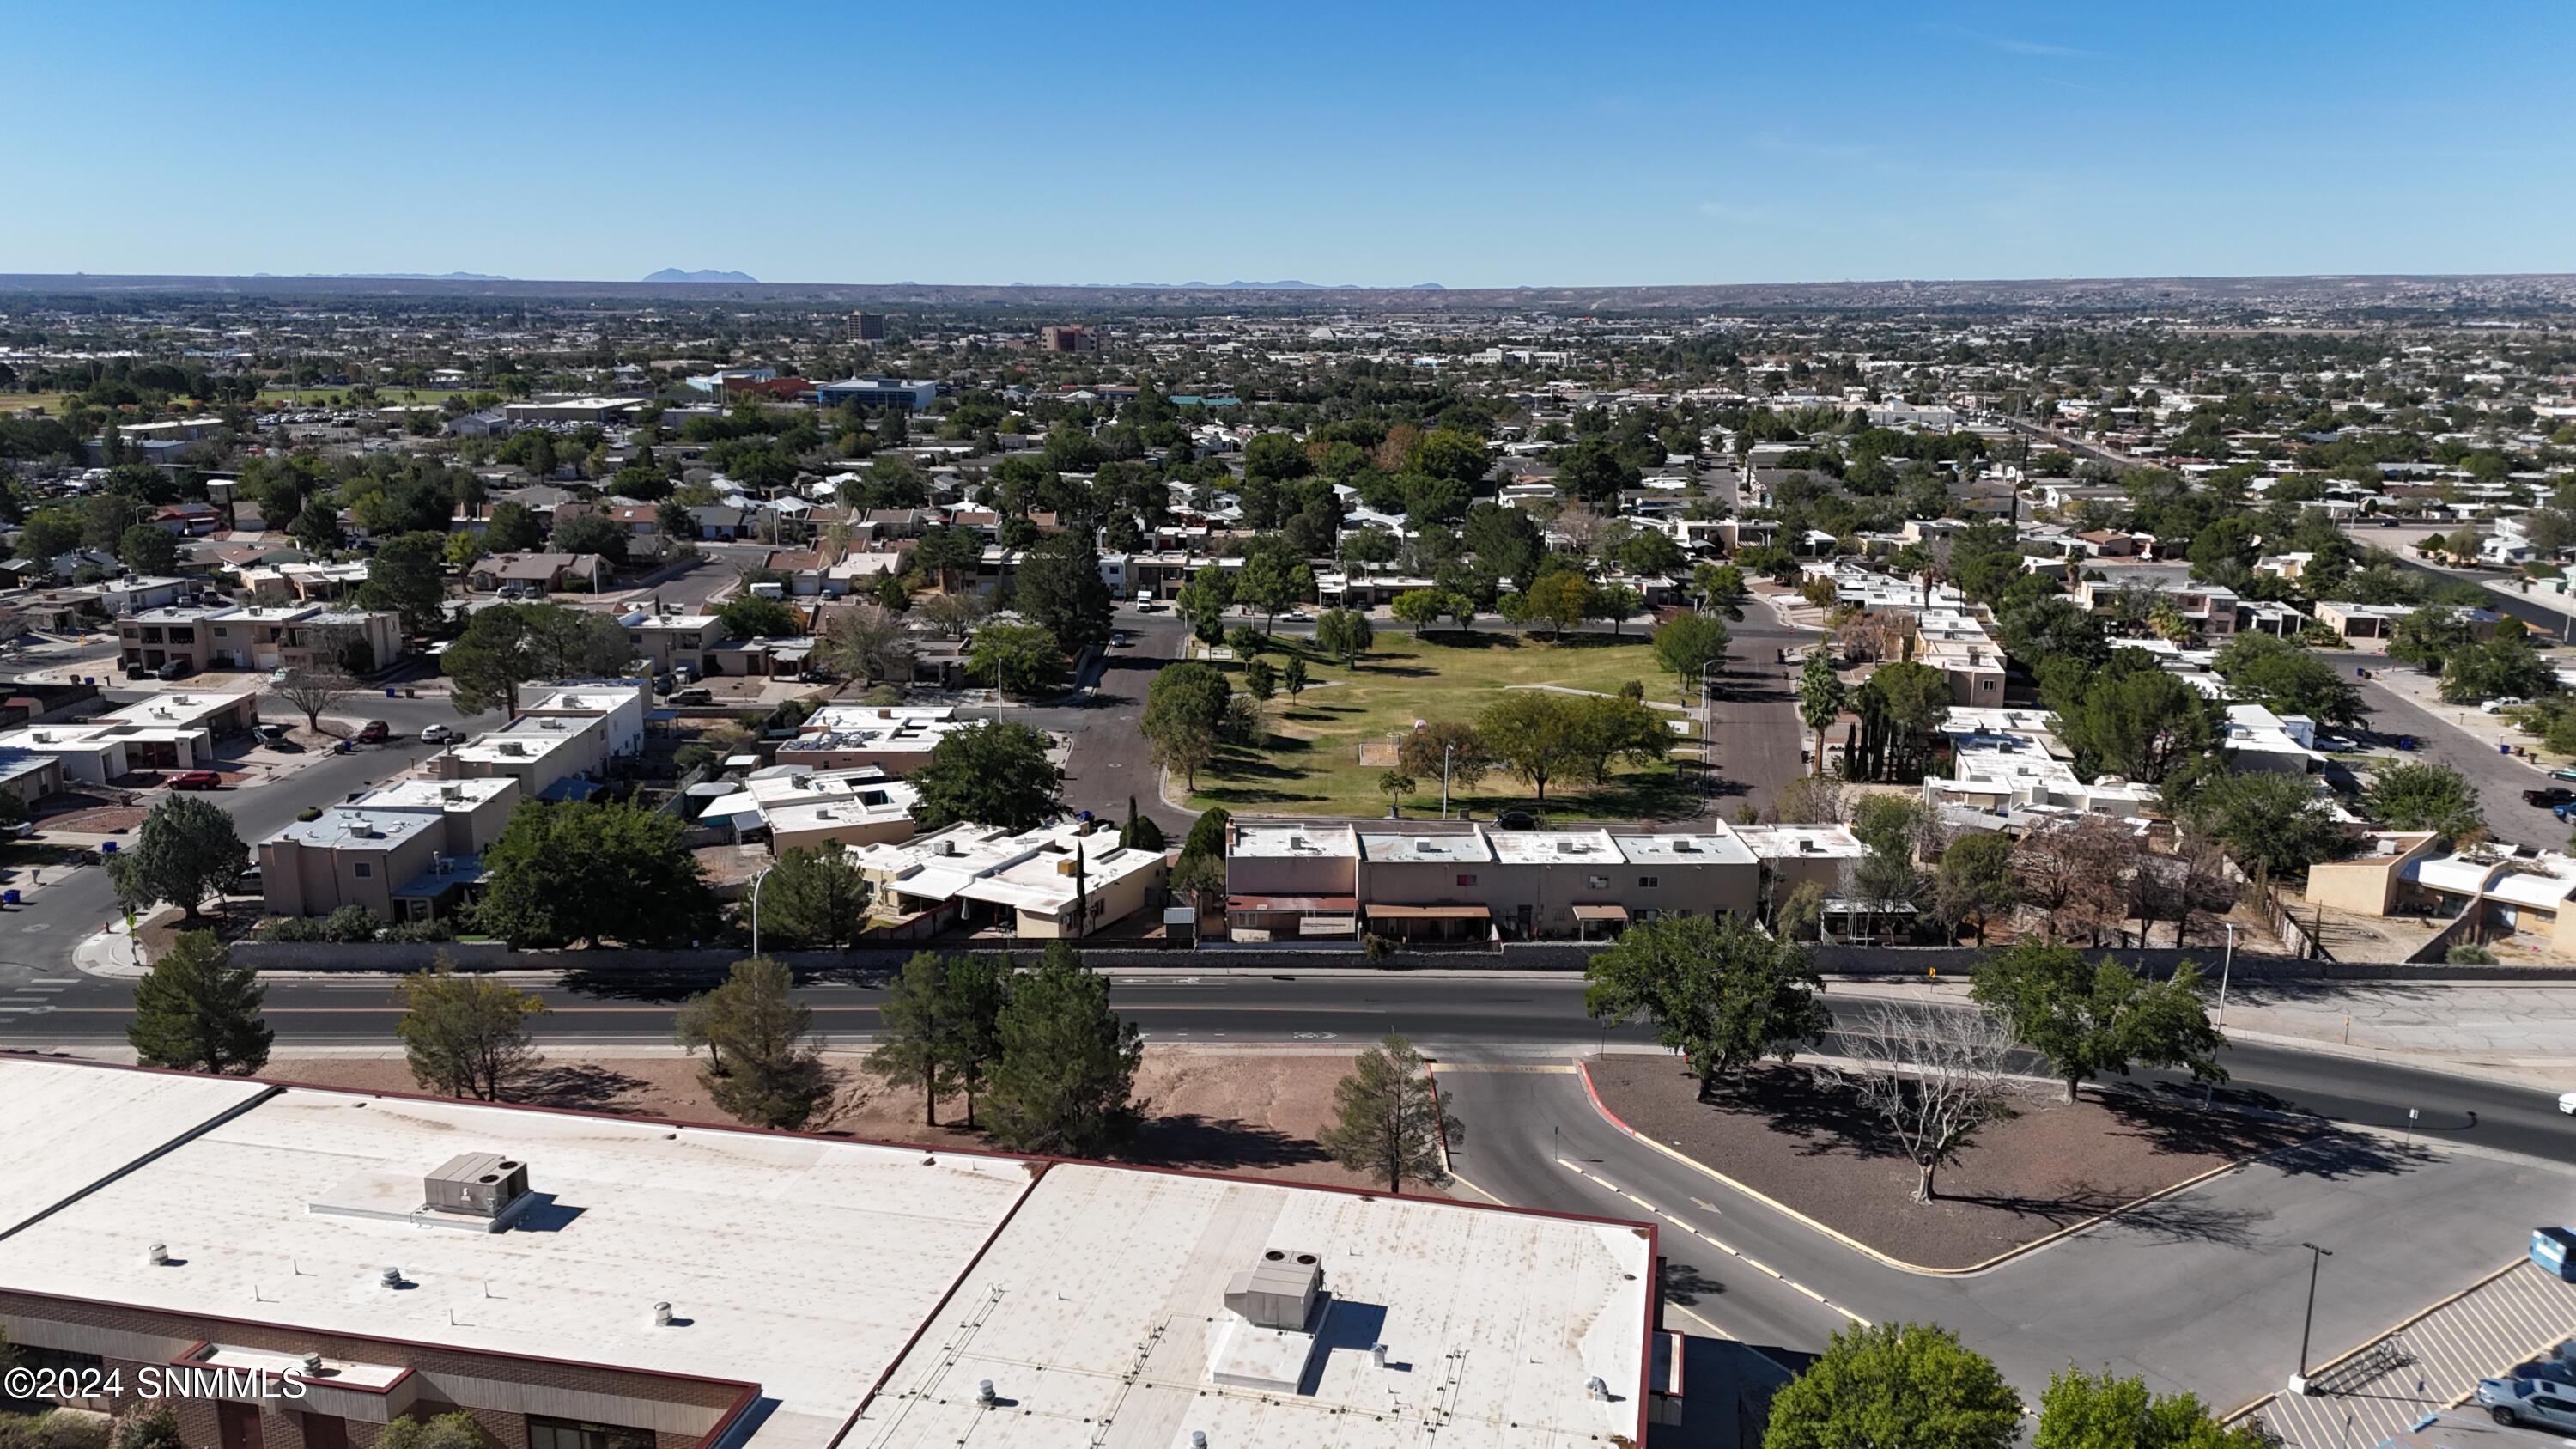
left=273, top=664, right=358, bottom=732
left=2013, top=816, right=2132, bottom=946
left=1819, top=1002, right=2024, bottom=1203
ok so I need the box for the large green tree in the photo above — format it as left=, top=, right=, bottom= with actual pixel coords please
left=107, top=793, right=246, bottom=926
left=1653, top=613, right=1731, bottom=698
left=907, top=721, right=1064, bottom=831
left=394, top=961, right=548, bottom=1100
left=2361, top=760, right=2484, bottom=843
left=1764, top=1322, right=2022, bottom=1449
left=1016, top=530, right=1115, bottom=649
left=2052, top=658, right=2216, bottom=785
left=1583, top=914, right=1831, bottom=1099
left=440, top=603, right=636, bottom=715
left=753, top=846, right=874, bottom=948
left=357, top=531, right=452, bottom=636
left=866, top=950, right=1011, bottom=1127
left=2438, top=634, right=2555, bottom=704
left=128, top=930, right=271, bottom=1074
left=2032, top=1365, right=2275, bottom=1449
left=2211, top=633, right=2364, bottom=726
left=1970, top=943, right=2227, bottom=1103
left=1477, top=691, right=1588, bottom=802
left=984, top=942, right=1142, bottom=1156
left=474, top=801, right=716, bottom=947
left=968, top=621, right=1066, bottom=697
left=1142, top=661, right=1236, bottom=791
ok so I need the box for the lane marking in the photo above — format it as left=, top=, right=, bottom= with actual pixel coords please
left=1554, top=1155, right=1868, bottom=1325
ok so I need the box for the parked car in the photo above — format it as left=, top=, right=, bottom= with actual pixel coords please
left=1493, top=810, right=1538, bottom=831
left=2482, top=697, right=2530, bottom=714
left=2478, top=1374, right=2576, bottom=1430
left=153, top=660, right=192, bottom=681
left=1109, top=630, right=1131, bottom=647
left=167, top=770, right=222, bottom=790
left=420, top=722, right=456, bottom=745
left=2524, top=788, right=2574, bottom=808
left=2560, top=1091, right=2576, bottom=1116
left=355, top=720, right=390, bottom=743
left=670, top=687, right=714, bottom=706
left=122, top=661, right=151, bottom=679
left=269, top=667, right=291, bottom=684
left=1280, top=608, right=1315, bottom=623
left=253, top=722, right=290, bottom=745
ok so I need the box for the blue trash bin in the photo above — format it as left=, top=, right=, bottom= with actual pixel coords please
left=4, top=889, right=21, bottom=905
left=100, top=841, right=118, bottom=855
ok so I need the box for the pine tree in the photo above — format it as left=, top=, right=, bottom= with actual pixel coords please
left=1318, top=1034, right=1459, bottom=1193
left=127, top=930, right=271, bottom=1074
left=984, top=943, right=1140, bottom=1156
left=694, top=956, right=833, bottom=1130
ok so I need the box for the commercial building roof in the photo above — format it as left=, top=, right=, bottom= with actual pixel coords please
left=262, top=807, right=441, bottom=850
left=0, top=1057, right=1653, bottom=1449
left=1229, top=823, right=1361, bottom=859
left=1356, top=830, right=1496, bottom=864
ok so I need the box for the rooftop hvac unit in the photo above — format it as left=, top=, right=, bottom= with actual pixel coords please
left=422, top=1153, right=530, bottom=1220
left=1224, top=1250, right=1322, bottom=1330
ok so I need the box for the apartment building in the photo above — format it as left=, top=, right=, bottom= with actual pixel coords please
left=774, top=705, right=984, bottom=776
left=123, top=604, right=404, bottom=674
left=695, top=765, right=918, bottom=854
left=0, top=1056, right=1658, bottom=1449
left=619, top=609, right=725, bottom=677
left=1223, top=819, right=1763, bottom=943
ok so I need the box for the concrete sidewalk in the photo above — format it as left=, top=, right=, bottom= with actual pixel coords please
left=1826, top=977, right=2576, bottom=1091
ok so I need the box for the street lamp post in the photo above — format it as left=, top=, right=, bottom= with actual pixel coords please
left=1698, top=660, right=1722, bottom=813
left=2290, top=1241, right=2334, bottom=1393
left=1440, top=742, right=1455, bottom=820
left=2217, top=921, right=2237, bottom=1026
left=748, top=863, right=777, bottom=959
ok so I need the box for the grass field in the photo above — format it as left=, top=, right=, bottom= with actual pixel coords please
left=0, top=393, right=77, bottom=418
left=1185, top=625, right=1704, bottom=822
left=1, top=388, right=453, bottom=418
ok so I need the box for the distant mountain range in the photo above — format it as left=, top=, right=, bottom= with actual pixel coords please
left=256, top=271, right=513, bottom=281
left=644, top=268, right=758, bottom=284
left=1073, top=279, right=1443, bottom=291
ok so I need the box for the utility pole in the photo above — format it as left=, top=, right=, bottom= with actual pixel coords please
left=1440, top=742, right=1454, bottom=820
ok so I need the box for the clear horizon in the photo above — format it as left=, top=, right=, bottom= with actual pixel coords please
left=4, top=0, right=2570, bottom=289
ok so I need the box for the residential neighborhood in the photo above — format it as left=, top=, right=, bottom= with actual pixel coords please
left=5, top=7, right=2576, bottom=1446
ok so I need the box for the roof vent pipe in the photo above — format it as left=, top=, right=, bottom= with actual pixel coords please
left=1370, top=1343, right=1388, bottom=1369
left=651, top=1301, right=673, bottom=1329
left=301, top=1353, right=324, bottom=1378
left=144, top=1242, right=169, bottom=1267
left=976, top=1381, right=997, bottom=1408
left=1587, top=1376, right=1612, bottom=1401
left=380, top=1266, right=402, bottom=1288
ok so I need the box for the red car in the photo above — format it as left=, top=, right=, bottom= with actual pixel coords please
left=355, top=721, right=390, bottom=743
left=167, top=770, right=224, bottom=790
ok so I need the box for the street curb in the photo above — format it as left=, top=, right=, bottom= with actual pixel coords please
left=2219, top=1025, right=2576, bottom=1092
left=1574, top=1059, right=2271, bottom=1279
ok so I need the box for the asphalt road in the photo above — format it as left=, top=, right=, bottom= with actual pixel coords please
left=10, top=971, right=2568, bottom=1166
left=2341, top=667, right=2563, bottom=850
left=1702, top=598, right=1814, bottom=820
left=1019, top=603, right=1198, bottom=836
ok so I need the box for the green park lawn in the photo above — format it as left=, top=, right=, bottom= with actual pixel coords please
left=1184, top=625, right=1703, bottom=822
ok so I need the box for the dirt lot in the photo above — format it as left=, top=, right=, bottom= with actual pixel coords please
left=1587, top=1056, right=2320, bottom=1269
left=260, top=1047, right=1383, bottom=1191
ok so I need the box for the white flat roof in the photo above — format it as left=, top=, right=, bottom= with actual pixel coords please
left=844, top=1163, right=1649, bottom=1449
left=356, top=776, right=519, bottom=812
left=1614, top=831, right=1758, bottom=867
left=263, top=807, right=441, bottom=850
left=1227, top=824, right=1359, bottom=859
left=1356, top=831, right=1496, bottom=864
left=0, top=1060, right=271, bottom=1234
left=0, top=1075, right=1036, bottom=1449
left=0, top=1059, right=1656, bottom=1449
left=1487, top=829, right=1619, bottom=864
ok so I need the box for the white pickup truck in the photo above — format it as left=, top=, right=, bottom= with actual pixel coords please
left=2477, top=1368, right=2576, bottom=1429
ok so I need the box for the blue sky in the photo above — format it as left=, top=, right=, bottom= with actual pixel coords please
left=5, top=1, right=2570, bottom=287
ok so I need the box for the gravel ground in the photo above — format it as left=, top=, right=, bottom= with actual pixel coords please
left=260, top=1046, right=1382, bottom=1192
left=1588, top=1056, right=2319, bottom=1269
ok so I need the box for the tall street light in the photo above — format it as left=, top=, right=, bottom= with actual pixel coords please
left=2289, top=1241, right=2334, bottom=1394
left=748, top=862, right=777, bottom=959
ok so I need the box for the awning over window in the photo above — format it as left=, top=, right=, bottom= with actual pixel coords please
left=1569, top=904, right=1630, bottom=922
left=1227, top=894, right=1358, bottom=913
left=1364, top=904, right=1492, bottom=920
